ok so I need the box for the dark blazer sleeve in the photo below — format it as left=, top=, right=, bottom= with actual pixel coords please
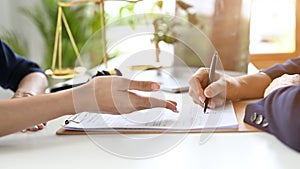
left=262, top=56, right=300, bottom=80
left=244, top=56, right=300, bottom=152
left=0, top=39, right=44, bottom=92
left=244, top=86, right=300, bottom=152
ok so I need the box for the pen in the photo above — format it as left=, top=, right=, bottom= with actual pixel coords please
left=49, top=68, right=122, bottom=93
left=203, top=52, right=218, bottom=113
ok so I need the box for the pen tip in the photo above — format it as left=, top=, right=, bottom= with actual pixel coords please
left=203, top=100, right=208, bottom=113
left=203, top=105, right=207, bottom=113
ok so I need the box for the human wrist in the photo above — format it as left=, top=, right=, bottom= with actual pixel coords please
left=225, top=75, right=241, bottom=101
left=13, top=90, right=36, bottom=98
left=56, top=90, right=76, bottom=115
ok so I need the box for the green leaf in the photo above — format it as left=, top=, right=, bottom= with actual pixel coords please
left=0, top=28, right=29, bottom=57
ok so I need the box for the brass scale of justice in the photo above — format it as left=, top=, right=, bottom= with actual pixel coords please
left=45, top=0, right=163, bottom=84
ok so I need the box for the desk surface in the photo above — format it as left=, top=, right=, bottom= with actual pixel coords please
left=1, top=109, right=300, bottom=169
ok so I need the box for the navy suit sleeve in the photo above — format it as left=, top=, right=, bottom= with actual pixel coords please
left=0, top=39, right=44, bottom=92
left=243, top=56, right=300, bottom=152
left=244, top=85, right=300, bottom=152
left=262, top=56, right=300, bottom=80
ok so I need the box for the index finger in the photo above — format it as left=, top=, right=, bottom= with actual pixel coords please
left=188, top=76, right=205, bottom=103
left=147, top=97, right=178, bottom=112
left=130, top=92, right=178, bottom=112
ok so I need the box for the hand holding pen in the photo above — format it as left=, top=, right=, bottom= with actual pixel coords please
left=188, top=52, right=225, bottom=112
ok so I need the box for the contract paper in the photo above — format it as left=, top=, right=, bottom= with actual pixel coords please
left=63, top=101, right=238, bottom=132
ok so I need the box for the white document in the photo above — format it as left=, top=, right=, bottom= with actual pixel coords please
left=63, top=101, right=238, bottom=131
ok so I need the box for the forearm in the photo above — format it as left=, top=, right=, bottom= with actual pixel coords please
left=0, top=90, right=75, bottom=136
left=227, top=72, right=272, bottom=100
left=16, top=72, right=48, bottom=95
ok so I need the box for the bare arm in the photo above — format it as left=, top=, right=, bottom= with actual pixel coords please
left=12, top=72, right=48, bottom=131
left=13, top=72, right=48, bottom=97
left=227, top=72, right=272, bottom=100
left=0, top=76, right=178, bottom=137
left=0, top=91, right=74, bottom=137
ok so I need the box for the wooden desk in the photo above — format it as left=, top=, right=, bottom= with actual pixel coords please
left=1, top=99, right=299, bottom=169
left=233, top=100, right=260, bottom=132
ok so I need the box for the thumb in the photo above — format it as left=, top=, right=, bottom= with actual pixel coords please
left=204, top=79, right=225, bottom=98
left=129, top=80, right=160, bottom=91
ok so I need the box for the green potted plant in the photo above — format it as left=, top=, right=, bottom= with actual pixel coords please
left=1, top=0, right=108, bottom=70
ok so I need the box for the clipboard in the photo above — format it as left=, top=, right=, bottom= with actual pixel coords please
left=56, top=100, right=260, bottom=135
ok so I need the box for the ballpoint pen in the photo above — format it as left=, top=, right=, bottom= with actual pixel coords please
left=49, top=68, right=122, bottom=93
left=203, top=52, right=218, bottom=113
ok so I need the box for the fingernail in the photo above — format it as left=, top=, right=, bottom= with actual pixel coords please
left=32, top=125, right=39, bottom=130
left=38, top=124, right=44, bottom=129
left=205, top=89, right=213, bottom=98
left=199, top=96, right=205, bottom=103
left=151, top=83, right=160, bottom=91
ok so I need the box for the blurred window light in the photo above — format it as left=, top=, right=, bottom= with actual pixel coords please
left=250, top=0, right=296, bottom=54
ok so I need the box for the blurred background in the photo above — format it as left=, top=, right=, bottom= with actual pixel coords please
left=0, top=0, right=298, bottom=95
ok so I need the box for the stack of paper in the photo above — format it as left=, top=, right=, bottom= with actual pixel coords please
left=63, top=101, right=238, bottom=132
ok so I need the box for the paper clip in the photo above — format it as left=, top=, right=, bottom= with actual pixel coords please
left=65, top=114, right=80, bottom=125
